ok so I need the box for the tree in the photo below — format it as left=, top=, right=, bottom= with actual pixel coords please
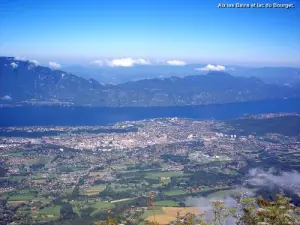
left=96, top=195, right=299, bottom=225
left=93, top=216, right=118, bottom=225
left=60, top=203, right=79, bottom=220
left=237, top=195, right=300, bottom=225
left=188, top=195, right=299, bottom=225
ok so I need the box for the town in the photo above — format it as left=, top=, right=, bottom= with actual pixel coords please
left=0, top=114, right=300, bottom=224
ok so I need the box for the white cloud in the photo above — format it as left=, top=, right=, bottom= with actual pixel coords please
left=10, top=62, right=18, bottom=69
left=1, top=95, right=12, bottom=101
left=166, top=60, right=186, bottom=66
left=48, top=61, right=61, bottom=70
left=107, top=58, right=151, bottom=67
left=91, top=58, right=151, bottom=67
left=134, top=58, right=151, bottom=65
left=246, top=168, right=300, bottom=189
left=185, top=187, right=254, bottom=224
left=196, top=64, right=226, bottom=72
left=29, top=60, right=39, bottom=65
left=108, top=58, right=134, bottom=67
left=14, top=56, right=26, bottom=61
left=90, top=60, right=104, bottom=66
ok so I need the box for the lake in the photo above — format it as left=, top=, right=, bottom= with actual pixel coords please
left=0, top=99, right=300, bottom=127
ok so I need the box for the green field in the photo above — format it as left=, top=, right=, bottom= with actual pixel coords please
left=8, top=193, right=36, bottom=201
left=220, top=168, right=238, bottom=175
left=32, top=179, right=47, bottom=184
left=33, top=197, right=51, bottom=204
left=70, top=199, right=113, bottom=217
left=90, top=200, right=113, bottom=216
left=155, top=200, right=180, bottom=207
left=164, top=189, right=186, bottom=196
left=161, top=178, right=171, bottom=185
left=111, top=183, right=134, bottom=192
left=38, top=205, right=61, bottom=216
left=4, top=189, right=37, bottom=205
left=146, top=172, right=190, bottom=179
left=36, top=205, right=61, bottom=221
left=3, top=189, right=36, bottom=201
left=7, top=200, right=27, bottom=205
left=139, top=207, right=163, bottom=220
left=70, top=200, right=86, bottom=216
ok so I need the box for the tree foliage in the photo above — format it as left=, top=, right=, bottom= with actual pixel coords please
left=93, top=195, right=300, bottom=225
left=237, top=195, right=300, bottom=225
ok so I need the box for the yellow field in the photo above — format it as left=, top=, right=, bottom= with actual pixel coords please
left=34, top=214, right=55, bottom=218
left=89, top=172, right=106, bottom=177
left=44, top=214, right=55, bottom=218
left=110, top=198, right=133, bottom=203
left=82, top=185, right=106, bottom=196
left=163, top=207, right=200, bottom=217
left=7, top=200, right=26, bottom=205
left=146, top=215, right=176, bottom=224
left=145, top=207, right=201, bottom=224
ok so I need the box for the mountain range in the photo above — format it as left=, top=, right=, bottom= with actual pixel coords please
left=65, top=64, right=300, bottom=86
left=1, top=57, right=299, bottom=107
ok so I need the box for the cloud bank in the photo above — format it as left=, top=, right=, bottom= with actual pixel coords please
left=246, top=168, right=300, bottom=189
left=166, top=60, right=186, bottom=66
left=90, top=58, right=189, bottom=67
left=108, top=58, right=150, bottom=67
left=12, top=57, right=38, bottom=66
left=91, top=58, right=151, bottom=67
left=185, top=188, right=254, bottom=225
left=196, top=64, right=226, bottom=71
left=14, top=56, right=26, bottom=61
left=184, top=168, right=300, bottom=225
left=29, top=59, right=39, bottom=65
left=90, top=60, right=104, bottom=66
left=48, top=61, right=61, bottom=70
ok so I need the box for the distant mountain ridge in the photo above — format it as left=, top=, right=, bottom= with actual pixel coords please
left=0, top=57, right=299, bottom=107
left=0, top=57, right=103, bottom=103
left=65, top=63, right=300, bottom=85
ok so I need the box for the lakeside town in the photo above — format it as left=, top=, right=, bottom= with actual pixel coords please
left=0, top=113, right=300, bottom=224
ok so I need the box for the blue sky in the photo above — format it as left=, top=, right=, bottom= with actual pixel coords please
left=0, top=0, right=299, bottom=66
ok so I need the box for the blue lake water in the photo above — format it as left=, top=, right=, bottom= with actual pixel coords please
left=0, top=99, right=299, bottom=127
